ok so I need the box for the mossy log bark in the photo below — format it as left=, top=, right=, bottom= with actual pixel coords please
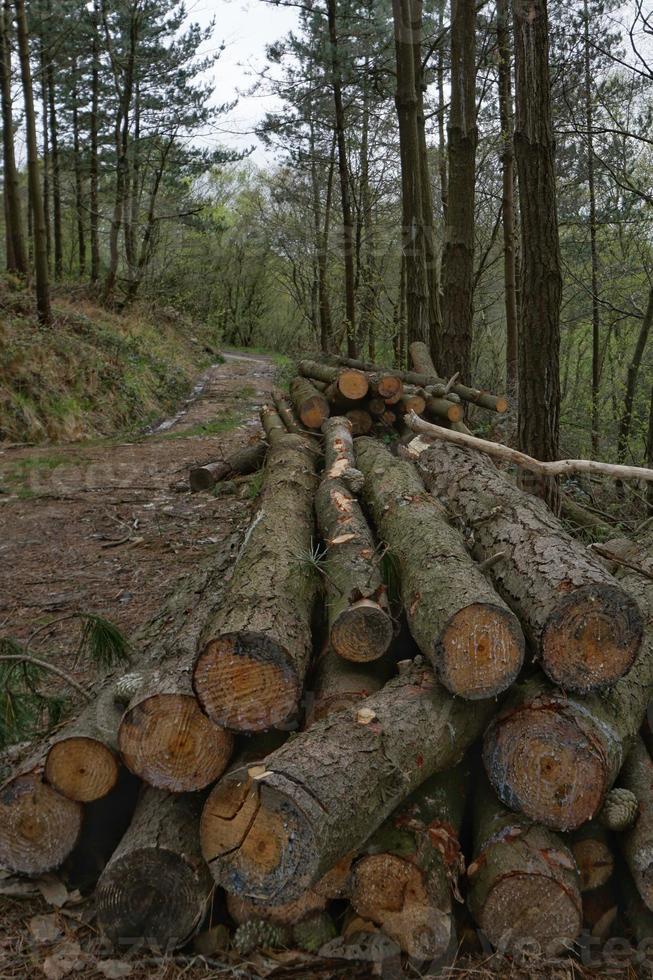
left=350, top=764, right=468, bottom=960
left=467, top=780, right=582, bottom=954
left=189, top=440, right=266, bottom=492
left=200, top=662, right=495, bottom=905
left=618, top=737, right=653, bottom=911
left=298, top=359, right=369, bottom=401
left=97, top=789, right=213, bottom=951
left=260, top=404, right=287, bottom=445
left=483, top=534, right=653, bottom=831
left=322, top=416, right=364, bottom=492
left=571, top=822, right=615, bottom=892
left=306, top=644, right=394, bottom=725
left=272, top=388, right=304, bottom=434
left=355, top=438, right=524, bottom=700
left=416, top=440, right=643, bottom=693
left=193, top=431, right=319, bottom=732
left=315, top=477, right=392, bottom=662
left=290, top=376, right=330, bottom=429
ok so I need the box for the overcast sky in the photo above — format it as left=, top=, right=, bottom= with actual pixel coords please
left=188, top=0, right=300, bottom=162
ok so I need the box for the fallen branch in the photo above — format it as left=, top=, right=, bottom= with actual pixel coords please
left=405, top=412, right=653, bottom=483
left=0, top=656, right=91, bottom=699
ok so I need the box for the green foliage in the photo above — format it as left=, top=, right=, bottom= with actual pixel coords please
left=0, top=639, right=68, bottom=750
left=247, top=470, right=265, bottom=500
left=381, top=548, right=402, bottom=610
left=76, top=615, right=131, bottom=669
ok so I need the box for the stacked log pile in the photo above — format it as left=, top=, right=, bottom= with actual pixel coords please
left=4, top=343, right=653, bottom=969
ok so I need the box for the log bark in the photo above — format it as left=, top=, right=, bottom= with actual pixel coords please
left=415, top=440, right=643, bottom=693
left=306, top=644, right=393, bottom=725
left=322, top=416, right=364, bottom=493
left=315, top=477, right=393, bottom=663
left=193, top=431, right=319, bottom=732
left=350, top=764, right=468, bottom=960
left=467, top=780, right=582, bottom=954
left=409, top=340, right=438, bottom=376
left=298, top=360, right=369, bottom=401
left=200, top=661, right=495, bottom=905
left=571, top=822, right=614, bottom=892
left=290, top=376, right=330, bottom=429
left=618, top=737, right=653, bottom=911
left=425, top=396, right=464, bottom=424
left=272, top=388, right=304, bottom=435
left=96, top=789, right=212, bottom=950
left=355, top=438, right=524, bottom=700
left=190, top=441, right=266, bottom=493
left=0, top=771, right=82, bottom=875
left=260, top=405, right=287, bottom=445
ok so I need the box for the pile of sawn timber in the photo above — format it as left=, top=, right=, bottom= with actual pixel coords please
left=3, top=341, right=653, bottom=967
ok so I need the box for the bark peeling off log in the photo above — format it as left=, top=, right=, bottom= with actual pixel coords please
left=416, top=439, right=643, bottom=693
left=200, top=663, right=495, bottom=904
left=0, top=771, right=83, bottom=875
left=356, top=438, right=524, bottom=700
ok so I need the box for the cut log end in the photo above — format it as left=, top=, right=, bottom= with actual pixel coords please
left=45, top=736, right=120, bottom=803
left=572, top=837, right=614, bottom=892
left=118, top=694, right=234, bottom=792
left=194, top=632, right=300, bottom=733
left=438, top=603, right=524, bottom=700
left=299, top=397, right=330, bottom=429
left=0, top=773, right=83, bottom=875
left=351, top=853, right=452, bottom=960
left=338, top=369, right=369, bottom=401
left=484, top=704, right=607, bottom=831
left=541, top=584, right=642, bottom=692
left=189, top=466, right=222, bottom=492
left=201, top=774, right=313, bottom=903
left=480, top=871, right=582, bottom=954
left=331, top=599, right=394, bottom=663
left=346, top=410, right=373, bottom=436
left=97, top=848, right=208, bottom=950
left=375, top=375, right=403, bottom=402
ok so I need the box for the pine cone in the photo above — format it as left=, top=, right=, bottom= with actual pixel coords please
left=233, top=919, right=290, bottom=955
left=292, top=911, right=337, bottom=953
left=598, top=788, right=639, bottom=831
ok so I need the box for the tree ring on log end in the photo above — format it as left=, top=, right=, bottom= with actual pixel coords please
left=97, top=848, right=208, bottom=950
left=45, top=736, right=120, bottom=803
left=331, top=599, right=394, bottom=663
left=437, top=603, right=524, bottom=700
left=541, top=584, right=642, bottom=692
left=118, top=694, right=234, bottom=792
left=193, top=632, right=300, bottom=733
left=571, top=837, right=614, bottom=892
left=483, top=705, right=607, bottom=831
left=481, top=871, right=582, bottom=954
left=201, top=774, right=315, bottom=903
left=0, top=773, right=83, bottom=875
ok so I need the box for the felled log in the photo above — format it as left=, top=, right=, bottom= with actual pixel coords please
left=193, top=429, right=319, bottom=732
left=425, top=396, right=464, bottom=424
left=350, top=764, right=468, bottom=960
left=407, top=342, right=509, bottom=413
left=396, top=390, right=427, bottom=417
left=200, top=661, right=495, bottom=905
left=322, top=416, right=364, bottom=493
left=189, top=440, right=266, bottom=493
left=618, top=737, right=653, bottom=911
left=306, top=643, right=394, bottom=725
left=571, top=822, right=615, bottom=892
left=466, top=780, right=582, bottom=954
left=315, top=477, right=392, bottom=663
left=260, top=404, right=287, bottom=445
left=97, top=789, right=212, bottom=951
left=0, top=771, right=83, bottom=875
left=290, top=376, right=330, bottom=429
left=367, top=396, right=387, bottom=418
left=298, top=359, right=369, bottom=401
left=369, top=373, right=403, bottom=403
left=272, top=388, right=304, bottom=434
left=355, top=438, right=524, bottom=700
left=346, top=409, right=373, bottom=436
left=414, top=439, right=643, bottom=693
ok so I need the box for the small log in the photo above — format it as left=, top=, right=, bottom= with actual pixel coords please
left=355, top=438, right=524, bottom=700
left=315, top=478, right=393, bottom=663
left=561, top=495, right=614, bottom=538
left=415, top=439, right=643, bottom=693
left=367, top=396, right=387, bottom=418
left=380, top=410, right=396, bottom=427
left=322, top=416, right=364, bottom=493
left=350, top=764, right=468, bottom=960
left=200, top=661, right=495, bottom=905
left=346, top=409, right=373, bottom=436
left=618, top=737, right=653, bottom=911
left=272, top=388, right=304, bottom=434
left=189, top=440, right=266, bottom=493
left=425, top=396, right=464, bottom=424
left=261, top=404, right=287, bottom=444
left=298, top=359, right=369, bottom=401
left=571, top=822, right=615, bottom=892
left=396, top=391, right=427, bottom=417
left=290, top=376, right=330, bottom=429
left=97, top=789, right=212, bottom=950
left=0, top=771, right=83, bottom=875
left=193, top=430, right=319, bottom=732
left=467, top=779, right=582, bottom=954
left=369, top=372, right=403, bottom=403
left=306, top=644, right=394, bottom=725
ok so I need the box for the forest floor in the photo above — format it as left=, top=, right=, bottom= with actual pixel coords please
left=0, top=353, right=645, bottom=979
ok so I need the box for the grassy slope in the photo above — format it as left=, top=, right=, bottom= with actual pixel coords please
left=0, top=277, right=220, bottom=443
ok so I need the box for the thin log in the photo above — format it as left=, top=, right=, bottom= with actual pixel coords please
left=322, top=416, right=364, bottom=493
left=193, top=430, right=319, bottom=732
left=413, top=436, right=643, bottom=693
left=200, top=661, right=495, bottom=905
left=571, top=822, right=615, bottom=892
left=305, top=644, right=393, bottom=725
left=346, top=409, right=373, bottom=436
left=396, top=391, right=427, bottom=416
left=425, top=396, right=464, bottom=424
left=367, top=396, right=387, bottom=418
left=298, top=359, right=369, bottom=401
left=618, top=737, right=653, bottom=911
left=189, top=441, right=266, bottom=493
left=355, top=438, right=524, bottom=700
left=466, top=779, right=582, bottom=954
left=260, top=405, right=287, bottom=445
left=369, top=372, right=403, bottom=403
left=290, top=376, right=330, bottom=429
left=96, top=789, right=213, bottom=950
left=272, top=388, right=304, bottom=435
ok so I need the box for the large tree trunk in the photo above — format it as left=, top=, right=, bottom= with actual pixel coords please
left=193, top=431, right=319, bottom=732
left=0, top=0, right=26, bottom=274
left=89, top=0, right=100, bottom=283
left=440, top=0, right=477, bottom=383
left=71, top=57, right=86, bottom=278
left=14, top=0, right=51, bottom=325
left=618, top=285, right=653, bottom=464
left=190, top=440, right=266, bottom=493
left=96, top=789, right=213, bottom=950
left=467, top=779, right=582, bottom=953
left=356, top=438, right=524, bottom=700
left=496, top=0, right=518, bottom=391
left=45, top=5, right=62, bottom=282
left=350, top=764, right=469, bottom=959
left=618, top=737, right=653, bottom=911
left=200, top=661, right=496, bottom=905
left=513, top=0, right=562, bottom=509
left=415, top=440, right=642, bottom=693
left=583, top=0, right=601, bottom=454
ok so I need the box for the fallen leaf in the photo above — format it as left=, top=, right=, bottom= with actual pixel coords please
left=36, top=875, right=69, bottom=908
left=96, top=961, right=133, bottom=979
left=42, top=941, right=84, bottom=980
left=29, top=914, right=62, bottom=944
left=328, top=533, right=355, bottom=546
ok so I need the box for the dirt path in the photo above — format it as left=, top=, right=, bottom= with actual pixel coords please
left=0, top=353, right=275, bottom=662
